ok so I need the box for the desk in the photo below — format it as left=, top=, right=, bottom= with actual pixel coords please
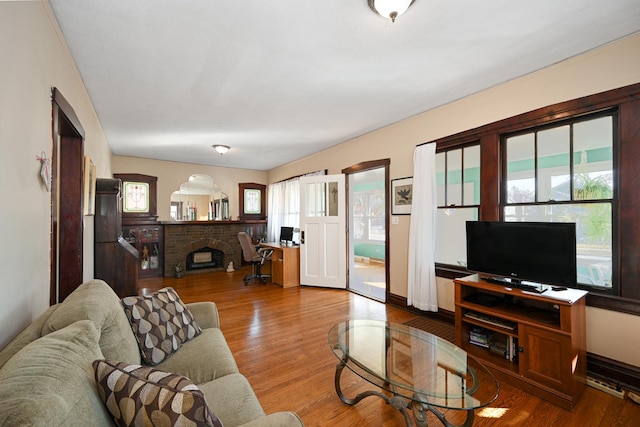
left=260, top=243, right=300, bottom=287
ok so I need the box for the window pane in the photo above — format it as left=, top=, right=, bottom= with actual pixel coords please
left=506, top=133, right=535, bottom=203
left=435, top=152, right=446, bottom=206
left=538, top=125, right=570, bottom=202
left=463, top=145, right=480, bottom=205
left=435, top=207, right=478, bottom=266
left=573, top=116, right=613, bottom=201
left=305, top=182, right=326, bottom=217
left=447, top=150, right=462, bottom=206
left=504, top=203, right=612, bottom=288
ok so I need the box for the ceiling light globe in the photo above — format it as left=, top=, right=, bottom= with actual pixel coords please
left=370, top=0, right=414, bottom=22
left=212, top=145, right=230, bottom=155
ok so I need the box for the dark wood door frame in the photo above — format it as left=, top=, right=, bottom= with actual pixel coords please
left=342, top=159, right=391, bottom=301
left=51, top=88, right=85, bottom=304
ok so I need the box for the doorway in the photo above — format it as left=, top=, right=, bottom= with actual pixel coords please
left=51, top=89, right=85, bottom=303
left=343, top=160, right=390, bottom=302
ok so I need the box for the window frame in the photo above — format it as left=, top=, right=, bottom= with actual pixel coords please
left=430, top=82, right=640, bottom=316
left=500, top=111, right=617, bottom=292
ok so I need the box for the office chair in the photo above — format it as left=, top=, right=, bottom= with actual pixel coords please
left=237, top=232, right=273, bottom=285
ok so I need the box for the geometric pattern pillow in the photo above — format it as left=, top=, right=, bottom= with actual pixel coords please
left=93, top=360, right=224, bottom=427
left=121, top=288, right=202, bottom=365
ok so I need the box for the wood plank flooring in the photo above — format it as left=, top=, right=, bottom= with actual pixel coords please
left=140, top=268, right=640, bottom=427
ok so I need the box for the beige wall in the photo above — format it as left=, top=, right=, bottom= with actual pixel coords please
left=0, top=2, right=113, bottom=348
left=111, top=156, right=267, bottom=221
left=268, top=33, right=640, bottom=367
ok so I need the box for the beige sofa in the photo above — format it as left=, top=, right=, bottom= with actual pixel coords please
left=0, top=279, right=303, bottom=427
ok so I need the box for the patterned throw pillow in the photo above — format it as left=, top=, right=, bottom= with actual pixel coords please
left=93, top=360, right=223, bottom=427
left=121, top=287, right=202, bottom=365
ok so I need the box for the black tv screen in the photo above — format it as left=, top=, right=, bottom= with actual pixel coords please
left=466, top=221, right=577, bottom=287
left=280, top=226, right=294, bottom=243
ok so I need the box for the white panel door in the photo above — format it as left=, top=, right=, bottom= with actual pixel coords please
left=299, top=174, right=346, bottom=288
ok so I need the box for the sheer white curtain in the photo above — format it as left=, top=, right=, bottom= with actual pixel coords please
left=267, top=171, right=324, bottom=242
left=267, top=179, right=300, bottom=242
left=407, top=143, right=438, bottom=311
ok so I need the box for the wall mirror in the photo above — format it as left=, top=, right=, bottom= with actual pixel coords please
left=170, top=174, right=228, bottom=221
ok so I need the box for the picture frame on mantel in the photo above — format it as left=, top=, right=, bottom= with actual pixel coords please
left=391, top=177, right=413, bottom=215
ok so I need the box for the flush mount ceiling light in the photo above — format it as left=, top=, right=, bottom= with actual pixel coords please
left=212, top=145, right=230, bottom=155
left=368, top=0, right=415, bottom=23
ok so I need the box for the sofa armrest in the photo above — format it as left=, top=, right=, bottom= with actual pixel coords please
left=186, top=301, right=220, bottom=329
left=239, top=412, right=304, bottom=427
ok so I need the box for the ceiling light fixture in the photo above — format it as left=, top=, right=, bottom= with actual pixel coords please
left=212, top=145, right=230, bottom=155
left=368, top=0, right=415, bottom=23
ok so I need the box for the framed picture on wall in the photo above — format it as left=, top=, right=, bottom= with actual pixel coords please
left=391, top=177, right=413, bottom=215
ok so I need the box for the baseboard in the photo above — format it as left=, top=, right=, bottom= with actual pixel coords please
left=587, top=353, right=640, bottom=393
left=388, top=293, right=640, bottom=394
left=387, top=293, right=454, bottom=325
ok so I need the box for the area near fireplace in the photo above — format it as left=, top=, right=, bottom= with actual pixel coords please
left=163, top=222, right=245, bottom=277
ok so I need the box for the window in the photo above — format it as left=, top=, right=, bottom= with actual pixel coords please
left=353, top=187, right=385, bottom=241
left=429, top=83, right=640, bottom=311
left=503, top=113, right=614, bottom=289
left=435, top=144, right=481, bottom=266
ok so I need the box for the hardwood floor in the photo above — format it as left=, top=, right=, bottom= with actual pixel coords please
left=140, top=269, right=640, bottom=426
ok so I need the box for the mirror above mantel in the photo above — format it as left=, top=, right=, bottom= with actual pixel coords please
left=170, top=174, right=229, bottom=221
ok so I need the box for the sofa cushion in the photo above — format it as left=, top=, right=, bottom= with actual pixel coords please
left=0, top=320, right=113, bottom=427
left=43, top=279, right=142, bottom=364
left=121, top=287, right=202, bottom=365
left=0, top=304, right=59, bottom=371
left=198, top=374, right=266, bottom=427
left=93, top=360, right=223, bottom=427
left=154, top=328, right=239, bottom=384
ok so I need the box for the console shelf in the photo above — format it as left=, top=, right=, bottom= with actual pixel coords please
left=454, top=274, right=588, bottom=411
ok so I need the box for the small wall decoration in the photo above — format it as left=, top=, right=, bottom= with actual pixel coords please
left=391, top=177, right=413, bottom=215
left=83, top=156, right=97, bottom=215
left=36, top=151, right=51, bottom=192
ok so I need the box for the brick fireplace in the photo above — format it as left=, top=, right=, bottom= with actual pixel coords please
left=163, top=222, right=245, bottom=277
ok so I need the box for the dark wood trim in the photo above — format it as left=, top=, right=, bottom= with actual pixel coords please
left=341, top=159, right=391, bottom=302
left=341, top=159, right=390, bottom=175
left=51, top=87, right=85, bottom=138
left=587, top=352, right=640, bottom=393
left=238, top=183, right=266, bottom=221
left=387, top=293, right=455, bottom=325
left=113, top=173, right=159, bottom=223
left=50, top=88, right=85, bottom=303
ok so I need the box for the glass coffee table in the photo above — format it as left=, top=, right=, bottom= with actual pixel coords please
left=328, top=320, right=499, bottom=427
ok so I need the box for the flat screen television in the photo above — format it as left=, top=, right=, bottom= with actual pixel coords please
left=280, top=226, right=294, bottom=244
left=466, top=221, right=577, bottom=288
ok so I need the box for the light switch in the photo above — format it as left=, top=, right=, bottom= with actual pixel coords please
left=392, top=216, right=399, bottom=225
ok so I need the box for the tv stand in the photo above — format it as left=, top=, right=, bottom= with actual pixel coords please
left=454, top=274, right=588, bottom=411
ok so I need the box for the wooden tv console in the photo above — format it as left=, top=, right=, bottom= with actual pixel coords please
left=454, top=274, right=588, bottom=411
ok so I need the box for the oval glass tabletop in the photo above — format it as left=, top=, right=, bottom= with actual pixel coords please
left=328, top=319, right=499, bottom=412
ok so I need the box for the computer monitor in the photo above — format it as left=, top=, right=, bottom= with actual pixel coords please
left=280, top=226, right=294, bottom=244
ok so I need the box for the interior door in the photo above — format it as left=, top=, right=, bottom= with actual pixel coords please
left=300, top=174, right=346, bottom=288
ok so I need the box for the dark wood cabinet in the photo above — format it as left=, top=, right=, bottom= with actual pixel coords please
left=122, top=224, right=163, bottom=277
left=94, top=179, right=139, bottom=297
left=454, top=274, right=587, bottom=411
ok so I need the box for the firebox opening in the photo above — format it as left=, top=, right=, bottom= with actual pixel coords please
left=186, top=247, right=224, bottom=271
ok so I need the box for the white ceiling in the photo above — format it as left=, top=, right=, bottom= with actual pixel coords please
left=48, top=0, right=640, bottom=171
